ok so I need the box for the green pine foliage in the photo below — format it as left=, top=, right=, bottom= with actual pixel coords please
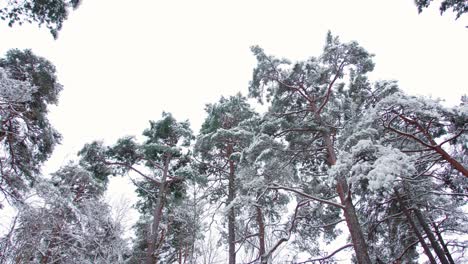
left=1, top=29, right=466, bottom=263
left=415, top=0, right=468, bottom=19
left=0, top=0, right=82, bottom=38
left=0, top=50, right=62, bottom=206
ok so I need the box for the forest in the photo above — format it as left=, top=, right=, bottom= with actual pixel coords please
left=0, top=1, right=467, bottom=263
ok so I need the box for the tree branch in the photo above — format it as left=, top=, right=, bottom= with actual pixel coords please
left=317, top=61, right=346, bottom=115
left=268, top=184, right=345, bottom=209
left=298, top=243, right=353, bottom=263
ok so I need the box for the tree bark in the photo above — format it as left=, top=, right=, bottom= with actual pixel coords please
left=433, top=145, right=468, bottom=177
left=227, top=146, right=236, bottom=264
left=190, top=186, right=198, bottom=264
left=431, top=219, right=456, bottom=264
left=256, top=205, right=267, bottom=263
left=394, top=189, right=437, bottom=264
left=146, top=156, right=171, bottom=264
left=413, top=208, right=450, bottom=264
left=323, top=131, right=372, bottom=264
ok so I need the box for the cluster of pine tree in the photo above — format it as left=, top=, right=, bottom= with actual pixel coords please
left=0, top=1, right=467, bottom=263
left=1, top=32, right=466, bottom=263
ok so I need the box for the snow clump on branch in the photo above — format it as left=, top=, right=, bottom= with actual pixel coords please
left=331, top=140, right=416, bottom=192
left=0, top=67, right=37, bottom=103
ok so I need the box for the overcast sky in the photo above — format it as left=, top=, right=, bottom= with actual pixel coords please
left=1, top=0, right=467, bottom=174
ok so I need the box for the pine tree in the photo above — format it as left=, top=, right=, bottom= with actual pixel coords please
left=194, top=94, right=257, bottom=264
left=0, top=164, right=127, bottom=264
left=234, top=117, right=293, bottom=263
left=0, top=50, right=62, bottom=206
left=249, top=32, right=375, bottom=263
left=336, top=86, right=467, bottom=262
left=79, top=112, right=194, bottom=264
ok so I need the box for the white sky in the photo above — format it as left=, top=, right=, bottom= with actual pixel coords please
left=1, top=0, right=467, bottom=255
left=0, top=0, right=467, bottom=175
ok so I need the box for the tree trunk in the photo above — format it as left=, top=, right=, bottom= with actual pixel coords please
left=190, top=186, right=198, bottom=264
left=146, top=156, right=171, bottom=264
left=421, top=129, right=468, bottom=178
left=394, top=189, right=437, bottom=264
left=413, top=208, right=450, bottom=264
left=433, top=145, right=468, bottom=177
left=256, top=205, right=267, bottom=263
left=323, top=131, right=372, bottom=264
left=227, top=146, right=236, bottom=264
left=431, top=219, right=456, bottom=264
left=336, top=177, right=372, bottom=264
left=178, top=246, right=184, bottom=264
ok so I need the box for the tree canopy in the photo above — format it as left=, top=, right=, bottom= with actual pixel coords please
left=0, top=4, right=466, bottom=261
left=415, top=0, right=468, bottom=19
left=0, top=49, right=62, bottom=206
left=0, top=0, right=82, bottom=38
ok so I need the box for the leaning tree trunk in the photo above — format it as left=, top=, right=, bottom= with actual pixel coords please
left=323, top=131, right=372, bottom=264
left=433, top=145, right=468, bottom=177
left=413, top=208, right=450, bottom=264
left=431, top=218, right=456, bottom=264
left=394, top=189, right=437, bottom=264
left=146, top=156, right=171, bottom=264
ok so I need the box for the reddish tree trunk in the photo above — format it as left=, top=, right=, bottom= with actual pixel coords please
left=434, top=145, right=468, bottom=177
left=431, top=220, right=456, bottom=264
left=413, top=209, right=450, bottom=264
left=146, top=157, right=170, bottom=264
left=323, top=131, right=372, bottom=264
left=394, top=189, right=437, bottom=264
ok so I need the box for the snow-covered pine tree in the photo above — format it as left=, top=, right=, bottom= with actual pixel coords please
left=194, top=94, right=257, bottom=264
left=0, top=50, right=62, bottom=206
left=249, top=32, right=375, bottom=263
left=236, top=125, right=295, bottom=263
left=354, top=92, right=468, bottom=263
left=0, top=164, right=127, bottom=264
left=79, top=112, right=195, bottom=264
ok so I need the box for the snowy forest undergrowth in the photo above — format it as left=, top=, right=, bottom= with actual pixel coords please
left=0, top=1, right=467, bottom=263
